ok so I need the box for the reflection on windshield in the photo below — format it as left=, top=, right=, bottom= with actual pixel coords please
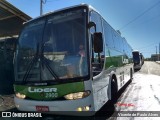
left=15, top=9, right=88, bottom=82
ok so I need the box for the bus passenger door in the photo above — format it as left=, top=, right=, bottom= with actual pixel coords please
left=89, top=11, right=105, bottom=76
left=89, top=11, right=108, bottom=111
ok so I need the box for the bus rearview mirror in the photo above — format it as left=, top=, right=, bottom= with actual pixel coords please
left=93, top=32, right=103, bottom=53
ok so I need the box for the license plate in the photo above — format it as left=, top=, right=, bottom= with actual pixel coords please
left=36, top=106, right=49, bottom=112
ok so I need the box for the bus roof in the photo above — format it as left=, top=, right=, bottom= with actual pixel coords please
left=22, top=3, right=132, bottom=51
left=25, top=4, right=98, bottom=24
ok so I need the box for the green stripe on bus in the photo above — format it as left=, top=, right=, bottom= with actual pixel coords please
left=14, top=81, right=84, bottom=100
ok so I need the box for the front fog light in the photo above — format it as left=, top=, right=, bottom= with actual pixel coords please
left=16, top=93, right=26, bottom=99
left=76, top=106, right=90, bottom=111
left=84, top=106, right=90, bottom=111
left=77, top=107, right=83, bottom=111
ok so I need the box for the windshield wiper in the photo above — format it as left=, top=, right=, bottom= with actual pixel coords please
left=40, top=41, right=59, bottom=80
left=41, top=56, right=59, bottom=80
left=23, top=43, right=39, bottom=82
left=22, top=43, right=60, bottom=82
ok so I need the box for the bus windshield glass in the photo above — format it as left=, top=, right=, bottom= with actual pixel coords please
left=15, top=8, right=88, bottom=82
left=132, top=52, right=140, bottom=62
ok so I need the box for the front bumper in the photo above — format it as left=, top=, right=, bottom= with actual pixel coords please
left=14, top=95, right=95, bottom=116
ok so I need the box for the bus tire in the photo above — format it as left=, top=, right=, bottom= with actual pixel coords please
left=111, top=77, right=117, bottom=104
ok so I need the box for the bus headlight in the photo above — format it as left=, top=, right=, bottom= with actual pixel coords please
left=64, top=91, right=91, bottom=100
left=16, top=93, right=26, bottom=99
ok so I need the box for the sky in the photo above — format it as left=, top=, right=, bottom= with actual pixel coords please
left=6, top=0, right=160, bottom=58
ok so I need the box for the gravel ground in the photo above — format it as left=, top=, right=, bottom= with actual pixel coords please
left=0, top=94, right=15, bottom=111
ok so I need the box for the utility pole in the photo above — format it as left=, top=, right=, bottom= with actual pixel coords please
left=40, top=0, right=43, bottom=16
left=156, top=46, right=157, bottom=61
left=156, top=46, right=157, bottom=54
left=159, top=42, right=160, bottom=61
left=40, top=0, right=46, bottom=16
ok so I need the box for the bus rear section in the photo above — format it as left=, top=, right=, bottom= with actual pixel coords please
left=140, top=53, right=144, bottom=65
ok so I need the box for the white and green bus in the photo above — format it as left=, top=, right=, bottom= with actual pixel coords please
left=132, top=50, right=143, bottom=70
left=14, top=4, right=133, bottom=115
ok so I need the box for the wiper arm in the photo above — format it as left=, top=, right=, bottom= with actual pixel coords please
left=23, top=56, right=37, bottom=82
left=23, top=43, right=39, bottom=82
left=40, top=40, right=60, bottom=80
left=41, top=55, right=59, bottom=80
left=22, top=45, right=59, bottom=82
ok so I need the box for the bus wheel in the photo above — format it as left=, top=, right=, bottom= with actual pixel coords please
left=111, top=78, right=117, bottom=104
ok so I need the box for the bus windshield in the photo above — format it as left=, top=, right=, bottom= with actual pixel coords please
left=15, top=8, right=88, bottom=82
left=132, top=52, right=140, bottom=62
